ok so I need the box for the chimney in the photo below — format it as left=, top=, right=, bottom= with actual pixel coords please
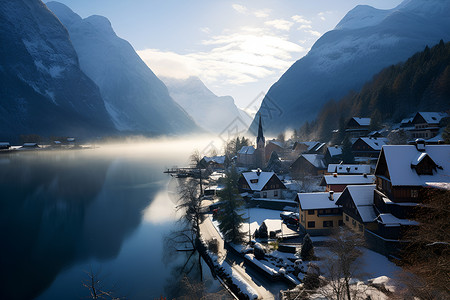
left=256, top=168, right=261, bottom=176
left=363, top=173, right=367, bottom=178
left=333, top=173, right=338, bottom=177
left=415, top=139, right=426, bottom=152
left=329, top=191, right=334, bottom=201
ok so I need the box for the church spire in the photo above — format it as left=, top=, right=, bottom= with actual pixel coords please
left=257, top=114, right=265, bottom=147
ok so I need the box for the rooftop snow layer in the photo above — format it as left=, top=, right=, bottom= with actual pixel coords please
left=298, top=192, right=342, bottom=210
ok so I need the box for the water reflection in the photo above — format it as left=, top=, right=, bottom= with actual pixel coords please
left=0, top=148, right=174, bottom=299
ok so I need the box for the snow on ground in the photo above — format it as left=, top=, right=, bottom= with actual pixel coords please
left=220, top=260, right=258, bottom=299
left=241, top=208, right=281, bottom=228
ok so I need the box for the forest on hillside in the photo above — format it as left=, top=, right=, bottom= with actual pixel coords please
left=296, top=40, right=450, bottom=141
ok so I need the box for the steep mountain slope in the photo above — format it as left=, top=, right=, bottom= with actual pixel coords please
left=162, top=76, right=252, bottom=133
left=47, top=2, right=198, bottom=135
left=0, top=0, right=115, bottom=140
left=250, top=0, right=450, bottom=134
left=305, top=40, right=450, bottom=141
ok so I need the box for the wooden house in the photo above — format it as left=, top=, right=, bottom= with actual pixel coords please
left=335, top=185, right=377, bottom=234
left=290, top=154, right=326, bottom=177
left=410, top=112, right=448, bottom=140
left=351, top=137, right=387, bottom=158
left=237, top=146, right=256, bottom=167
left=238, top=170, right=287, bottom=199
left=369, top=142, right=450, bottom=255
left=345, top=117, right=371, bottom=138
left=326, top=164, right=371, bottom=175
left=320, top=173, right=375, bottom=192
left=324, top=145, right=343, bottom=164
left=296, top=191, right=343, bottom=235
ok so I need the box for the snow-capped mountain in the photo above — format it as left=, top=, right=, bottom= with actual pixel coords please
left=47, top=2, right=198, bottom=135
left=162, top=76, right=252, bottom=133
left=250, top=0, right=450, bottom=135
left=0, top=0, right=115, bottom=140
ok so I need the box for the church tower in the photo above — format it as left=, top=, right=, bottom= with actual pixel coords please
left=256, top=114, right=265, bottom=167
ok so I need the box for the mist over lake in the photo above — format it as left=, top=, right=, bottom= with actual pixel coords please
left=0, top=138, right=221, bottom=299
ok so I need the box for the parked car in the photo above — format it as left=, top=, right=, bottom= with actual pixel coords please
left=280, top=211, right=295, bottom=220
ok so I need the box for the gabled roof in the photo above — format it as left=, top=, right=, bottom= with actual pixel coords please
left=352, top=117, right=371, bottom=126
left=327, top=146, right=342, bottom=157
left=336, top=185, right=377, bottom=223
left=376, top=145, right=450, bottom=186
left=414, top=112, right=448, bottom=125
left=301, top=154, right=326, bottom=169
left=241, top=171, right=284, bottom=191
left=357, top=137, right=388, bottom=150
left=238, top=145, right=255, bottom=155
left=268, top=140, right=284, bottom=148
left=327, top=164, right=371, bottom=174
left=203, top=155, right=226, bottom=164
left=297, top=192, right=342, bottom=210
left=321, top=174, right=375, bottom=186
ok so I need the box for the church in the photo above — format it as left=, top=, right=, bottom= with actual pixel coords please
left=237, top=114, right=266, bottom=168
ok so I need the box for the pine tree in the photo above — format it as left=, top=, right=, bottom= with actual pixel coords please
left=217, top=167, right=247, bottom=244
left=300, top=233, right=315, bottom=260
left=341, top=136, right=355, bottom=164
left=265, top=151, right=282, bottom=173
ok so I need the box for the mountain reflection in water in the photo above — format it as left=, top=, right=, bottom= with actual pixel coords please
left=0, top=139, right=217, bottom=299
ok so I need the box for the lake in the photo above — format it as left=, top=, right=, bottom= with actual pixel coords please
left=0, top=139, right=220, bottom=299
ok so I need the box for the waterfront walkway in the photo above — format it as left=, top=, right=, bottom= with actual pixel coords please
left=199, top=200, right=275, bottom=300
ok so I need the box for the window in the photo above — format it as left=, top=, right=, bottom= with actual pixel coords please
left=250, top=179, right=258, bottom=183
left=318, top=209, right=324, bottom=214
left=345, top=215, right=349, bottom=221
left=308, top=221, right=315, bottom=228
left=263, top=192, right=267, bottom=198
left=411, top=190, right=418, bottom=198
left=308, top=210, right=315, bottom=215
left=323, top=221, right=333, bottom=227
left=274, top=190, right=278, bottom=197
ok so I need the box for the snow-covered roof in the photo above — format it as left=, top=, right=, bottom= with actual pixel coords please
left=268, top=140, right=284, bottom=148
left=327, top=146, right=342, bottom=157
left=301, top=154, right=326, bottom=169
left=357, top=137, right=388, bottom=150
left=377, top=213, right=418, bottom=226
left=203, top=155, right=225, bottom=164
left=327, top=164, right=371, bottom=174
left=425, top=182, right=450, bottom=190
left=242, top=171, right=280, bottom=191
left=415, top=112, right=448, bottom=124
left=0, top=142, right=10, bottom=146
left=378, top=145, right=450, bottom=186
left=238, top=145, right=255, bottom=155
left=401, top=117, right=413, bottom=124
left=322, top=174, right=375, bottom=185
left=22, top=143, right=38, bottom=147
left=352, top=117, right=371, bottom=126
left=358, top=206, right=378, bottom=223
left=298, top=192, right=342, bottom=210
left=336, top=185, right=376, bottom=222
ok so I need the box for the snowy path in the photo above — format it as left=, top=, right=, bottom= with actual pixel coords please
left=199, top=200, right=275, bottom=299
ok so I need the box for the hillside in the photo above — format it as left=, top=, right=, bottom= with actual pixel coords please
left=303, top=40, right=450, bottom=141
left=249, top=0, right=450, bottom=135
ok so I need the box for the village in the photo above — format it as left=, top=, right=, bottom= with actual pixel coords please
left=170, top=111, right=450, bottom=299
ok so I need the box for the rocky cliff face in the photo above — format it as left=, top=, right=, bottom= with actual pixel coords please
left=250, top=0, right=450, bottom=134
left=0, top=0, right=115, bottom=140
left=47, top=1, right=198, bottom=135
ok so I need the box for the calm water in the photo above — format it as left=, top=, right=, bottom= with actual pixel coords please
left=0, top=140, right=218, bottom=299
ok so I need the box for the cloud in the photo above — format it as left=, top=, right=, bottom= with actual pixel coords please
left=254, top=9, right=270, bottom=18
left=232, top=4, right=247, bottom=14
left=200, top=27, right=211, bottom=34
left=298, top=24, right=312, bottom=30
left=264, top=19, right=294, bottom=31
left=291, top=15, right=312, bottom=24
left=306, top=30, right=321, bottom=37
left=318, top=11, right=333, bottom=21
left=137, top=27, right=305, bottom=86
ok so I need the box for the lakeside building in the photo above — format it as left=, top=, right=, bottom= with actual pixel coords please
left=238, top=170, right=287, bottom=199
left=296, top=191, right=343, bottom=235
left=335, top=185, right=377, bottom=234
left=320, top=173, right=375, bottom=192
left=345, top=117, right=371, bottom=138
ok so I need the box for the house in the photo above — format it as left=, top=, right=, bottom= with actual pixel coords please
left=238, top=170, right=287, bottom=199
left=199, top=155, right=226, bottom=170
left=369, top=141, right=450, bottom=255
left=237, top=146, right=256, bottom=167
left=296, top=191, right=343, bottom=235
left=20, top=143, right=40, bottom=149
left=290, top=154, right=326, bottom=177
left=335, top=185, right=377, bottom=234
left=0, top=142, right=11, bottom=150
left=265, top=140, right=286, bottom=161
left=326, top=164, right=371, bottom=175
left=410, top=112, right=448, bottom=140
left=351, top=137, right=388, bottom=158
left=345, top=117, right=371, bottom=138
left=320, top=174, right=375, bottom=192
left=324, top=145, right=343, bottom=164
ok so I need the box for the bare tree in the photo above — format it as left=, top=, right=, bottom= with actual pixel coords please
left=320, top=228, right=365, bottom=300
left=82, top=267, right=123, bottom=299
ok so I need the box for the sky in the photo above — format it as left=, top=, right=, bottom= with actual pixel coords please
left=49, top=0, right=404, bottom=110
